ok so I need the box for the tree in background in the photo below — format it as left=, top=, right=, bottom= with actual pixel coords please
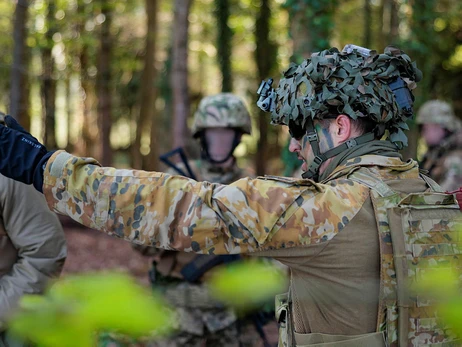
left=172, top=0, right=193, bottom=150
left=132, top=0, right=159, bottom=170
left=75, top=0, right=99, bottom=158
left=401, top=0, right=437, bottom=160
left=214, top=0, right=233, bottom=92
left=363, top=0, right=372, bottom=48
left=377, top=0, right=400, bottom=50
left=41, top=0, right=57, bottom=149
left=254, top=0, right=277, bottom=175
left=2, top=0, right=461, bottom=173
left=96, top=0, right=113, bottom=166
left=9, top=0, right=30, bottom=129
left=284, top=0, right=338, bottom=63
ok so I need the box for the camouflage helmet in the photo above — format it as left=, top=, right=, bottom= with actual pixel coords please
left=269, top=45, right=422, bottom=146
left=416, top=100, right=462, bottom=131
left=192, top=93, right=252, bottom=137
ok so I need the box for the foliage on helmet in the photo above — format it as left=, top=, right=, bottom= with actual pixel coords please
left=416, top=100, right=462, bottom=131
left=192, top=93, right=252, bottom=137
left=271, top=46, right=422, bottom=146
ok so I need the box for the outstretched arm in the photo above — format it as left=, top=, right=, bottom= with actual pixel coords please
left=43, top=151, right=310, bottom=255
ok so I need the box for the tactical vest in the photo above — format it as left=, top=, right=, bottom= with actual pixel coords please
left=276, top=168, right=462, bottom=347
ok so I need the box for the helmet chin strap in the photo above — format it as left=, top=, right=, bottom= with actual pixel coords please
left=301, top=118, right=375, bottom=180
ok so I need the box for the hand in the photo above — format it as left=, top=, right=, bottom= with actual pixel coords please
left=0, top=115, right=53, bottom=192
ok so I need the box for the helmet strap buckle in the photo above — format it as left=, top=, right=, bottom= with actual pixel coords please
left=345, top=139, right=357, bottom=148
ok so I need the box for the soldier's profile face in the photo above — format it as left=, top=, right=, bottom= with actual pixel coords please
left=289, top=120, right=337, bottom=173
left=421, top=123, right=446, bottom=146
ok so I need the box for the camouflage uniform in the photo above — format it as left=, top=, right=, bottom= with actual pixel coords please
left=417, top=100, right=462, bottom=192
left=144, top=94, right=263, bottom=347
left=36, top=46, right=461, bottom=346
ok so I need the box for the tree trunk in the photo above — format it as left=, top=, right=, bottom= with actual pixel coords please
left=400, top=0, right=436, bottom=161
left=65, top=77, right=74, bottom=152
left=9, top=0, right=30, bottom=129
left=255, top=0, right=276, bottom=176
left=376, top=0, right=385, bottom=51
left=214, top=0, right=233, bottom=92
left=153, top=44, right=174, bottom=172
left=133, top=0, right=158, bottom=170
left=363, top=0, right=372, bottom=48
left=287, top=0, right=336, bottom=63
left=171, top=0, right=192, bottom=149
left=388, top=0, right=399, bottom=44
left=41, top=1, right=57, bottom=149
left=75, top=0, right=97, bottom=157
left=96, top=1, right=113, bottom=166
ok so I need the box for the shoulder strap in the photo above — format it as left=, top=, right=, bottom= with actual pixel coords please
left=419, top=172, right=444, bottom=192
left=347, top=168, right=395, bottom=197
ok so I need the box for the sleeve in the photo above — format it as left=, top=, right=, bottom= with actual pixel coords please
left=0, top=175, right=67, bottom=323
left=43, top=152, right=315, bottom=255
left=43, top=152, right=369, bottom=256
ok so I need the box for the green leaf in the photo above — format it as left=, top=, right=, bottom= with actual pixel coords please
left=207, top=260, right=288, bottom=312
left=8, top=272, right=175, bottom=347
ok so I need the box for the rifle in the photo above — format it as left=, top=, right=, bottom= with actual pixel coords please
left=159, top=147, right=197, bottom=180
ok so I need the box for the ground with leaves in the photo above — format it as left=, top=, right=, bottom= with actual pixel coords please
left=60, top=216, right=153, bottom=286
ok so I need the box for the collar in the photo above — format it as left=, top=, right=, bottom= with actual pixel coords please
left=323, top=155, right=419, bottom=182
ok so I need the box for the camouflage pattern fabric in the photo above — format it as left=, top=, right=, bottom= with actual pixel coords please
left=191, top=93, right=252, bottom=137
left=43, top=150, right=372, bottom=253
left=347, top=168, right=461, bottom=346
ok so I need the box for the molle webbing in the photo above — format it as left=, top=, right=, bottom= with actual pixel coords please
left=349, top=168, right=461, bottom=346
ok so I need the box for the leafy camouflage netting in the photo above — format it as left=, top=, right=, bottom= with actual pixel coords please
left=271, top=46, right=422, bottom=146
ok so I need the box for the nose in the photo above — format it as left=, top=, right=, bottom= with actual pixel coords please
left=288, top=137, right=301, bottom=153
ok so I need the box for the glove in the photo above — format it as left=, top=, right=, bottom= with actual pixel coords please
left=0, top=116, right=54, bottom=192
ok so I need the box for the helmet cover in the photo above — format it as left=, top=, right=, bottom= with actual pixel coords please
left=270, top=46, right=422, bottom=146
left=192, top=93, right=252, bottom=137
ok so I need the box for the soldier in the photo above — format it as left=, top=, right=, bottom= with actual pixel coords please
left=416, top=100, right=462, bottom=192
left=0, top=45, right=460, bottom=347
left=0, top=175, right=67, bottom=347
left=0, top=113, right=67, bottom=347
left=142, top=93, right=270, bottom=347
left=175, top=92, right=253, bottom=183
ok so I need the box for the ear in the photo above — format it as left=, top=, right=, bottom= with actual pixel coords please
left=333, top=114, right=353, bottom=142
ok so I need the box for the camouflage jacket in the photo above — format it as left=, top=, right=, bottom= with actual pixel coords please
left=420, top=131, right=462, bottom=192
left=43, top=151, right=427, bottom=336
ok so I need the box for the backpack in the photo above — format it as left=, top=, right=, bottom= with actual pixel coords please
left=349, top=168, right=462, bottom=346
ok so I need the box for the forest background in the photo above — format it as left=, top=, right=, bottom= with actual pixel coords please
left=1, top=0, right=462, bottom=176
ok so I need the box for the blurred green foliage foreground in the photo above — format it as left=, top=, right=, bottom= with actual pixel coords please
left=8, top=261, right=288, bottom=347
left=414, top=222, right=462, bottom=338
left=8, top=249, right=462, bottom=346
left=8, top=273, right=175, bottom=347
